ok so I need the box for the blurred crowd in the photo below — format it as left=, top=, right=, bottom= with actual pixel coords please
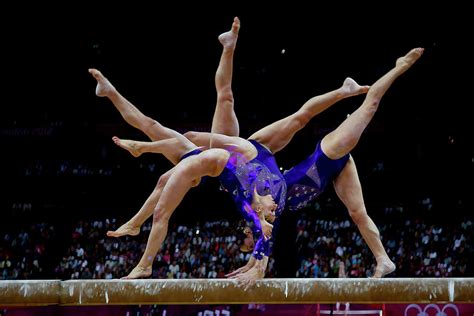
left=1, top=209, right=471, bottom=280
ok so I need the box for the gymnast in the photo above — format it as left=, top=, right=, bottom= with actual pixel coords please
left=177, top=22, right=422, bottom=285
left=90, top=17, right=424, bottom=281
left=90, top=17, right=265, bottom=243
left=183, top=46, right=424, bottom=288
left=89, top=17, right=271, bottom=278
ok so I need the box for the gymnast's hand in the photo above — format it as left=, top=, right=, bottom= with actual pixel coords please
left=225, top=256, right=256, bottom=278
left=234, top=257, right=268, bottom=290
left=257, top=213, right=273, bottom=240
left=261, top=220, right=273, bottom=240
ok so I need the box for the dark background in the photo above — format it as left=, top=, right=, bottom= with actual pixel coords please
left=1, top=4, right=472, bottom=276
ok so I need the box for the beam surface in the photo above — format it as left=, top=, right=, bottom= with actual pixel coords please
left=0, top=280, right=60, bottom=306
left=0, top=278, right=473, bottom=306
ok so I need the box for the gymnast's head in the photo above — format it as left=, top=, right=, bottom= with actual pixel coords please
left=251, top=187, right=277, bottom=223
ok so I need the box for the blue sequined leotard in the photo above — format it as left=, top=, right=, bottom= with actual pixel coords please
left=180, top=148, right=203, bottom=161
left=283, top=141, right=349, bottom=210
left=202, top=139, right=349, bottom=261
left=218, top=140, right=287, bottom=259
left=251, top=140, right=349, bottom=259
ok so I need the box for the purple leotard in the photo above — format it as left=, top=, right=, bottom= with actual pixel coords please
left=262, top=140, right=349, bottom=259
left=283, top=141, right=349, bottom=210
left=218, top=140, right=287, bottom=259
left=257, top=142, right=349, bottom=259
left=180, top=148, right=203, bottom=161
left=185, top=140, right=349, bottom=261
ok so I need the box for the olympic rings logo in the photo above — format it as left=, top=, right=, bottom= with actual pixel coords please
left=404, top=303, right=459, bottom=316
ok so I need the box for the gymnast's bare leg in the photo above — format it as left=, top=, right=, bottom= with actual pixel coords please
left=183, top=16, right=241, bottom=149
left=249, top=77, right=370, bottom=154
left=107, top=166, right=177, bottom=237
left=90, top=69, right=202, bottom=237
left=89, top=68, right=188, bottom=165
left=107, top=132, right=257, bottom=240
left=186, top=78, right=370, bottom=150
left=106, top=137, right=193, bottom=237
left=112, top=135, right=256, bottom=163
left=326, top=47, right=424, bottom=277
left=101, top=17, right=242, bottom=238
left=334, top=157, right=396, bottom=277
left=122, top=148, right=232, bottom=278
left=198, top=17, right=370, bottom=149
left=211, top=16, right=240, bottom=137
left=234, top=47, right=424, bottom=283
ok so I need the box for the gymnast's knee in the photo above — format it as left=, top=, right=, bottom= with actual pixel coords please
left=183, top=131, right=198, bottom=142
left=140, top=117, right=160, bottom=135
left=155, top=174, right=169, bottom=190
left=362, top=95, right=381, bottom=113
left=295, top=110, right=313, bottom=128
left=152, top=207, right=172, bottom=225
left=348, top=207, right=369, bottom=225
left=217, top=90, right=234, bottom=105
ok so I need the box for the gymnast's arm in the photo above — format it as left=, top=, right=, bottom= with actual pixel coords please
left=225, top=201, right=270, bottom=278
left=232, top=214, right=282, bottom=288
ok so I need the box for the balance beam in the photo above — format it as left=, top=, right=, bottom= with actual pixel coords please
left=1, top=278, right=473, bottom=306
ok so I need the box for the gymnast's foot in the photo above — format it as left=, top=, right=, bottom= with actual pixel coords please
left=122, top=265, right=152, bottom=279
left=373, top=257, right=396, bottom=278
left=88, top=68, right=117, bottom=97
left=107, top=221, right=140, bottom=237
left=395, top=47, right=424, bottom=73
left=340, top=77, right=370, bottom=97
left=112, top=136, right=142, bottom=157
left=218, top=16, right=240, bottom=50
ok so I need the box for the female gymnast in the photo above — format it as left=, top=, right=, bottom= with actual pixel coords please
left=90, top=17, right=423, bottom=282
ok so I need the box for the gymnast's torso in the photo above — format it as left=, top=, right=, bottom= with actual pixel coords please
left=283, top=141, right=350, bottom=211
left=218, top=139, right=287, bottom=216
